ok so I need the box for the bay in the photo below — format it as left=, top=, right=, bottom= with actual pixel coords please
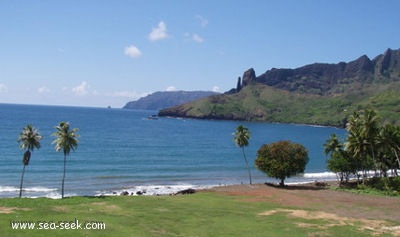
left=0, top=103, right=346, bottom=198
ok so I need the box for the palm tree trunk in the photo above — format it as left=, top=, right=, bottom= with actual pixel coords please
left=19, top=165, right=26, bottom=198
left=61, top=154, right=66, bottom=198
left=393, top=146, right=400, bottom=168
left=242, top=147, right=252, bottom=185
left=370, top=144, right=380, bottom=177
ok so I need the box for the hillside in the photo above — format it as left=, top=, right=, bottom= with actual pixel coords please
left=159, top=48, right=400, bottom=127
left=123, top=91, right=219, bottom=110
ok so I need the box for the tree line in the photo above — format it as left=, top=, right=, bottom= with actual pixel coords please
left=233, top=109, right=400, bottom=187
left=324, top=109, right=400, bottom=183
left=233, top=125, right=309, bottom=186
left=17, top=122, right=79, bottom=198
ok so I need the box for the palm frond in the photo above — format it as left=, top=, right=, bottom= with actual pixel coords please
left=52, top=122, right=79, bottom=156
left=17, top=124, right=42, bottom=152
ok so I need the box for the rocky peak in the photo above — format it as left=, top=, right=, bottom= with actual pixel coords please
left=380, top=48, right=392, bottom=73
left=344, top=55, right=374, bottom=79
left=242, top=68, right=256, bottom=87
left=372, top=48, right=400, bottom=76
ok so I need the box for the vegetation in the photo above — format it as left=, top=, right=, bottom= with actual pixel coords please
left=17, top=124, right=42, bottom=198
left=325, top=109, right=400, bottom=187
left=233, top=125, right=252, bottom=184
left=255, top=141, right=309, bottom=186
left=0, top=191, right=392, bottom=237
left=52, top=122, right=79, bottom=199
left=335, top=177, right=400, bottom=196
left=324, top=134, right=355, bottom=183
left=159, top=82, right=400, bottom=127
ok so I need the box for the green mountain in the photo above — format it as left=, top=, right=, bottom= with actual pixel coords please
left=159, top=48, right=400, bottom=127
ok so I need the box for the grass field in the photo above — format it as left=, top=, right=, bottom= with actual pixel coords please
left=1, top=185, right=399, bottom=237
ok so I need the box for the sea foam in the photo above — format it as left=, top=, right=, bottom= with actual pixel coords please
left=96, top=184, right=215, bottom=196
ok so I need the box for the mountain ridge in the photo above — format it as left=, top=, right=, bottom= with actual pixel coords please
left=159, top=48, right=400, bottom=127
left=123, top=91, right=219, bottom=110
left=251, top=48, right=400, bottom=95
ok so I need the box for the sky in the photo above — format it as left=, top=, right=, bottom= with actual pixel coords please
left=1, top=0, right=400, bottom=108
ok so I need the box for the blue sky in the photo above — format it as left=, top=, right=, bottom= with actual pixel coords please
left=1, top=0, right=399, bottom=108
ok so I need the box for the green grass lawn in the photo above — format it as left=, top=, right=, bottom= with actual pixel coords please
left=0, top=192, right=395, bottom=237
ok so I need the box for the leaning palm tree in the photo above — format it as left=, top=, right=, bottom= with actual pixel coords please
left=17, top=124, right=42, bottom=198
left=323, top=133, right=343, bottom=156
left=233, top=125, right=252, bottom=184
left=52, top=122, right=79, bottom=198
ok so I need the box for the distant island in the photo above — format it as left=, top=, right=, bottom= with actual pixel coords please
left=123, top=91, right=219, bottom=110
left=159, top=48, right=400, bottom=127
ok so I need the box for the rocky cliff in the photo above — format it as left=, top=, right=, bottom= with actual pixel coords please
left=253, top=48, right=400, bottom=95
left=158, top=48, right=400, bottom=126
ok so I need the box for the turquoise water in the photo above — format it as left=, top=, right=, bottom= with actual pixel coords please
left=0, top=104, right=346, bottom=198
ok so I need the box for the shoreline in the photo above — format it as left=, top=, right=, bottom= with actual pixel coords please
left=0, top=171, right=342, bottom=199
left=99, top=180, right=329, bottom=197
left=1, top=180, right=334, bottom=199
left=4, top=171, right=397, bottom=199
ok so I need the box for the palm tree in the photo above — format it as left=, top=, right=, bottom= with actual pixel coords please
left=324, top=134, right=356, bottom=183
left=346, top=110, right=383, bottom=179
left=361, top=110, right=380, bottom=171
left=17, top=124, right=42, bottom=198
left=378, top=124, right=400, bottom=174
left=345, top=112, right=370, bottom=181
left=323, top=134, right=343, bottom=156
left=52, top=122, right=79, bottom=198
left=233, top=125, right=252, bottom=184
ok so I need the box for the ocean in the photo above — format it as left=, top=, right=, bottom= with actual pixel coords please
left=0, top=103, right=346, bottom=198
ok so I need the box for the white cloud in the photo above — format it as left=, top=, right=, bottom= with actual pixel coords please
left=166, top=86, right=177, bottom=91
left=37, top=86, right=50, bottom=94
left=192, top=34, right=204, bottom=43
left=195, top=15, right=208, bottom=27
left=184, top=33, right=204, bottom=43
left=72, top=81, right=90, bottom=95
left=212, top=86, right=220, bottom=92
left=148, top=21, right=169, bottom=41
left=0, top=83, right=8, bottom=92
left=124, top=45, right=142, bottom=58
